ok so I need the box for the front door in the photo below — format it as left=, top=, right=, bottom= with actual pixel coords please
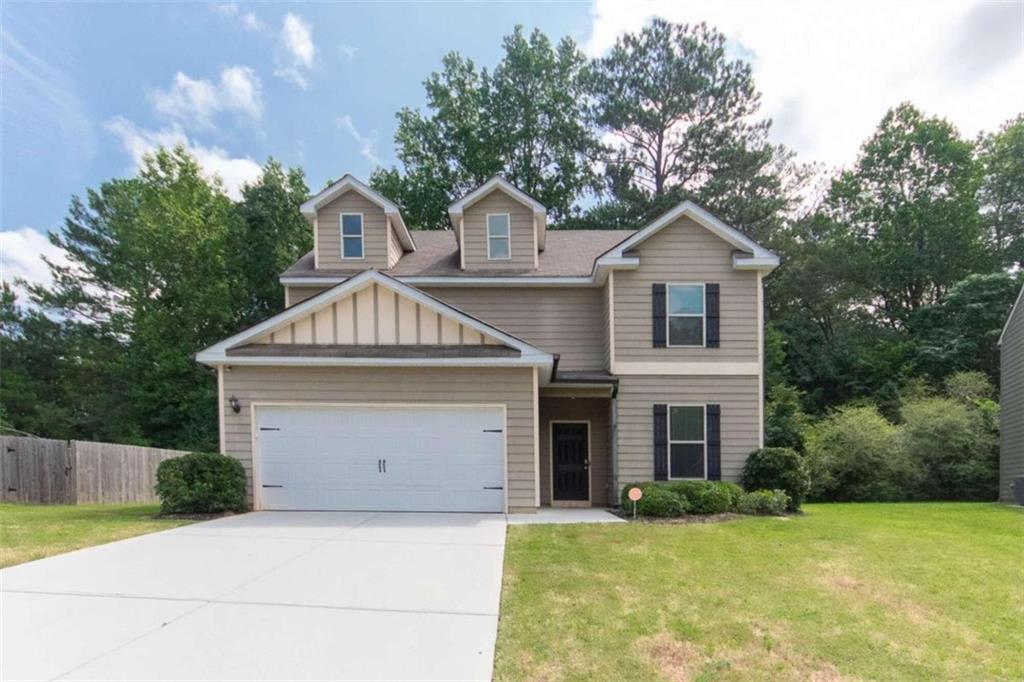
left=552, top=422, right=589, bottom=502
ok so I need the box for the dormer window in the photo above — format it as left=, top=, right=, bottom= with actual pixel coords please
left=487, top=213, right=511, bottom=260
left=341, top=213, right=364, bottom=259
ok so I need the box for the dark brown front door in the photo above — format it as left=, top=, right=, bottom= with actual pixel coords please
left=552, top=423, right=589, bottom=501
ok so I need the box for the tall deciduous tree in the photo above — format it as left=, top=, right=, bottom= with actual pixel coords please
left=827, top=103, right=987, bottom=329
left=371, top=26, right=599, bottom=228
left=977, top=114, right=1024, bottom=268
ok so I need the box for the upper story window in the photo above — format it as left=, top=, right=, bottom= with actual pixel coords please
left=341, top=213, right=364, bottom=259
left=669, top=404, right=706, bottom=479
left=667, top=283, right=704, bottom=346
left=487, top=213, right=511, bottom=260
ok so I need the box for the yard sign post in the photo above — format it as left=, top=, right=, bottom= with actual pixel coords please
left=628, top=487, right=643, bottom=519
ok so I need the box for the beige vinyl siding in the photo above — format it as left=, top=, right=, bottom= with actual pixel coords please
left=254, top=282, right=499, bottom=346
left=387, top=219, right=403, bottom=268
left=539, top=398, right=611, bottom=506
left=1000, top=299, right=1024, bottom=502
left=461, top=191, right=536, bottom=270
left=316, top=190, right=389, bottom=270
left=613, top=375, right=760, bottom=495
left=424, top=286, right=605, bottom=370
left=286, top=285, right=329, bottom=306
left=222, top=366, right=537, bottom=510
left=613, top=215, right=760, bottom=363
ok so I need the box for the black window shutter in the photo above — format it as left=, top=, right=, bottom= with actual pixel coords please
left=652, top=283, right=666, bottom=348
left=705, top=283, right=720, bottom=348
left=706, top=404, right=721, bottom=480
left=653, top=403, right=668, bottom=481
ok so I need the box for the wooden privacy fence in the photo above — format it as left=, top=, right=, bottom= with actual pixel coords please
left=0, top=436, right=189, bottom=504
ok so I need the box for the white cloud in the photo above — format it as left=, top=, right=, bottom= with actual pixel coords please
left=213, top=2, right=264, bottom=32
left=338, top=43, right=358, bottom=63
left=240, top=12, right=263, bottom=32
left=584, top=0, right=1024, bottom=172
left=150, top=66, right=263, bottom=129
left=275, top=12, right=316, bottom=89
left=105, top=117, right=262, bottom=199
left=1, top=227, right=71, bottom=290
left=337, top=115, right=381, bottom=166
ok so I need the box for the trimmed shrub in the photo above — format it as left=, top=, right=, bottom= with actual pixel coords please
left=736, top=489, right=790, bottom=515
left=155, top=453, right=246, bottom=514
left=740, top=447, right=810, bottom=511
left=620, top=482, right=690, bottom=517
left=666, top=481, right=735, bottom=514
left=804, top=406, right=919, bottom=502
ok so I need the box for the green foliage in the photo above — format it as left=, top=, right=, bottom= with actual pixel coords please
left=735, top=489, right=790, bottom=515
left=740, top=447, right=810, bottom=511
left=619, top=484, right=688, bottom=517
left=805, top=406, right=917, bottom=502
left=764, top=384, right=808, bottom=451
left=665, top=481, right=737, bottom=514
left=372, top=26, right=599, bottom=228
left=155, top=453, right=246, bottom=514
left=899, top=397, right=998, bottom=500
left=977, top=114, right=1024, bottom=268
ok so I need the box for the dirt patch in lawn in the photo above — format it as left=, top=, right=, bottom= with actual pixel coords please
left=816, top=561, right=934, bottom=626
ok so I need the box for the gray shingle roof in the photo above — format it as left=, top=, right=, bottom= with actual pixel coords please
left=280, top=229, right=637, bottom=279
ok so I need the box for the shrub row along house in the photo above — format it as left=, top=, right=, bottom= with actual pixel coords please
left=197, top=175, right=779, bottom=513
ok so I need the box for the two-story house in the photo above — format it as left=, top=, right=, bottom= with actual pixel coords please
left=197, top=174, right=779, bottom=513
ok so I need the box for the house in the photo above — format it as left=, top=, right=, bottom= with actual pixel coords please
left=197, top=175, right=779, bottom=513
left=999, top=285, right=1023, bottom=504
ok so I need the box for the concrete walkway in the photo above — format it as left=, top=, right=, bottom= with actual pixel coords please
left=1, top=512, right=506, bottom=681
left=506, top=507, right=625, bottom=525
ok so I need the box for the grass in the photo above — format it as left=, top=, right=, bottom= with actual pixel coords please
left=0, top=503, right=195, bottom=568
left=494, top=503, right=1024, bottom=682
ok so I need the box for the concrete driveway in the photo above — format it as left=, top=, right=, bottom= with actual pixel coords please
left=1, top=512, right=507, bottom=681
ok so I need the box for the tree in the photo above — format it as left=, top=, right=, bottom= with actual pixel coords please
left=372, top=26, right=599, bottom=228
left=827, top=103, right=987, bottom=329
left=584, top=19, right=801, bottom=240
left=232, top=159, right=310, bottom=326
left=977, top=114, right=1024, bottom=268
left=763, top=384, right=808, bottom=451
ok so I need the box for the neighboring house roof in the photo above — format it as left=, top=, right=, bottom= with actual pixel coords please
left=448, top=176, right=549, bottom=250
left=300, top=174, right=417, bottom=252
left=999, top=284, right=1024, bottom=346
left=596, top=200, right=779, bottom=270
left=280, top=229, right=635, bottom=281
left=197, top=270, right=554, bottom=372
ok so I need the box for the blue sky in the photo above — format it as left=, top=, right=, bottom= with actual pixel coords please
left=2, top=1, right=1021, bottom=288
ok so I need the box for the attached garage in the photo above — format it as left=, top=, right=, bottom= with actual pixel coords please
left=254, top=404, right=506, bottom=512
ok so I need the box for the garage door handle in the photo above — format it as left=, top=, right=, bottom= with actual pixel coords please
left=482, top=429, right=503, bottom=433
left=262, top=484, right=283, bottom=488
left=483, top=486, right=503, bottom=490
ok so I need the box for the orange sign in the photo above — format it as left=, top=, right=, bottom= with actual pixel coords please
left=627, top=487, right=643, bottom=502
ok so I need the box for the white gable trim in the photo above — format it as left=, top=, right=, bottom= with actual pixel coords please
left=448, top=176, right=546, bottom=218
left=999, top=283, right=1024, bottom=346
left=197, top=270, right=554, bottom=367
left=596, top=200, right=779, bottom=270
left=301, top=175, right=416, bottom=251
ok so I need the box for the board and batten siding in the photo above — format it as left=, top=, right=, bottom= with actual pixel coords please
left=613, top=375, right=760, bottom=495
left=613, top=215, right=760, bottom=364
left=315, top=190, right=390, bottom=270
left=254, top=282, right=500, bottom=346
left=461, top=191, right=536, bottom=270
left=286, top=286, right=327, bottom=306
left=1000, top=293, right=1024, bottom=502
left=538, top=397, right=611, bottom=506
left=221, top=366, right=537, bottom=511
left=424, top=287, right=605, bottom=371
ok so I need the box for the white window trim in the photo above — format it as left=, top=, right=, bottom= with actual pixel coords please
left=667, top=403, right=707, bottom=480
left=340, top=212, right=365, bottom=260
left=666, top=282, right=706, bottom=348
left=486, top=213, right=512, bottom=261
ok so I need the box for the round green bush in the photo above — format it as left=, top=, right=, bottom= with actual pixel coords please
left=155, top=452, right=246, bottom=514
left=666, top=481, right=737, bottom=514
left=736, top=489, right=790, bottom=515
left=740, top=447, right=810, bottom=511
left=620, top=483, right=688, bottom=517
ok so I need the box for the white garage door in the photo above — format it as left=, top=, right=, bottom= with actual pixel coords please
left=254, top=405, right=505, bottom=512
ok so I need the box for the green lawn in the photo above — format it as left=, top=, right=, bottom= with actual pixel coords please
left=0, top=503, right=195, bottom=568
left=495, top=503, right=1024, bottom=682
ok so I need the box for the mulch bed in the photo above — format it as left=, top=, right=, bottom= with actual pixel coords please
left=154, top=511, right=240, bottom=521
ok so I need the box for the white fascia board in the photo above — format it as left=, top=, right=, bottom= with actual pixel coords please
left=447, top=177, right=546, bottom=221
left=599, top=200, right=778, bottom=266
left=998, top=283, right=1024, bottom=346
left=733, top=254, right=781, bottom=270
left=300, top=175, right=416, bottom=251
left=196, top=354, right=553, bottom=368
left=198, top=269, right=553, bottom=365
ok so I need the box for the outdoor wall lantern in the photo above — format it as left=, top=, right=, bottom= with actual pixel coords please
left=229, top=396, right=241, bottom=414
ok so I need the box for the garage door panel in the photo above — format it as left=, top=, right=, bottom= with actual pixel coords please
left=256, top=405, right=505, bottom=512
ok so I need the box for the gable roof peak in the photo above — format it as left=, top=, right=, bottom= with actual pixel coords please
left=300, top=174, right=416, bottom=251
